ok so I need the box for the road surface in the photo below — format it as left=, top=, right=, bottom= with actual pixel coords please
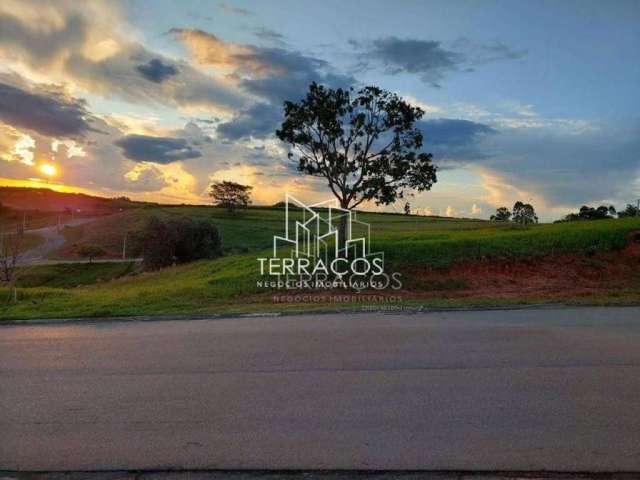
left=20, top=218, right=98, bottom=263
left=19, top=217, right=142, bottom=265
left=1, top=307, right=640, bottom=471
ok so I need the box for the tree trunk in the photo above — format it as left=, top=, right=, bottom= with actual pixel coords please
left=338, top=200, right=349, bottom=257
left=338, top=215, right=347, bottom=256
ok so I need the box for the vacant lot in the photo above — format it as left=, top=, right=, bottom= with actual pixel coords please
left=2, top=205, right=639, bottom=320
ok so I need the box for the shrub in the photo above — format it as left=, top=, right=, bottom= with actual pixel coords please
left=142, top=217, right=222, bottom=270
left=142, top=217, right=176, bottom=270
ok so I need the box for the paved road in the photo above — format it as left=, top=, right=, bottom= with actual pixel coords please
left=19, top=217, right=141, bottom=265
left=20, top=218, right=98, bottom=263
left=1, top=307, right=640, bottom=471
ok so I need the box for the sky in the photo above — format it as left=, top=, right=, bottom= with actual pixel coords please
left=0, top=0, right=638, bottom=221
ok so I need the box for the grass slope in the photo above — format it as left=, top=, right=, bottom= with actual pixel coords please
left=2, top=215, right=640, bottom=320
left=16, top=262, right=137, bottom=288
left=53, top=205, right=487, bottom=258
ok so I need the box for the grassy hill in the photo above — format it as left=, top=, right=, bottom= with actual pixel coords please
left=0, top=186, right=156, bottom=212
left=52, top=205, right=487, bottom=258
left=2, top=206, right=639, bottom=319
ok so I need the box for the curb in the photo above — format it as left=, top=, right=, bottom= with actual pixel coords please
left=2, top=303, right=639, bottom=327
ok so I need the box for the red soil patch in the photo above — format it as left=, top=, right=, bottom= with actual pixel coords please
left=400, top=231, right=640, bottom=300
left=258, top=232, right=640, bottom=305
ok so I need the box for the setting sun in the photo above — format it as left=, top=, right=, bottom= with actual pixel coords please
left=39, top=163, right=57, bottom=177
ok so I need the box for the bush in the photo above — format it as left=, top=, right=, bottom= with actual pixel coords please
left=142, top=217, right=222, bottom=270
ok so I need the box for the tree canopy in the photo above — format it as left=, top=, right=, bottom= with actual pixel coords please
left=276, top=82, right=437, bottom=210
left=209, top=181, right=253, bottom=213
left=490, top=206, right=512, bottom=222
left=512, top=201, right=538, bottom=225
left=562, top=205, right=616, bottom=221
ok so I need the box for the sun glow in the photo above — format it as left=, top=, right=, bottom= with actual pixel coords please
left=39, top=163, right=58, bottom=178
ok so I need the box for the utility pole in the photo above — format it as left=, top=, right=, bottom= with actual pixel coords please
left=122, top=231, right=128, bottom=260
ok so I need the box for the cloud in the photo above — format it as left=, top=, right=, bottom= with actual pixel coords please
left=352, top=36, right=525, bottom=87
left=353, top=37, right=462, bottom=87
left=418, top=118, right=496, bottom=166
left=218, top=2, right=251, bottom=16
left=123, top=163, right=170, bottom=191
left=0, top=4, right=87, bottom=67
left=114, top=134, right=202, bottom=164
left=476, top=120, right=640, bottom=208
left=0, top=76, right=97, bottom=139
left=217, top=102, right=282, bottom=140
left=0, top=3, right=246, bottom=112
left=452, top=38, right=527, bottom=66
left=136, top=58, right=179, bottom=83
left=253, top=27, right=286, bottom=46
left=172, top=28, right=355, bottom=103
left=420, top=119, right=495, bottom=146
left=238, top=49, right=354, bottom=103
left=64, top=43, right=245, bottom=111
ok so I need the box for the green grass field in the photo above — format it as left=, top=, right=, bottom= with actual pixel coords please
left=15, top=262, right=137, bottom=288
left=2, top=205, right=640, bottom=320
left=57, top=206, right=640, bottom=266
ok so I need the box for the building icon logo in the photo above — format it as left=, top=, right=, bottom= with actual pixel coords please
left=257, top=194, right=401, bottom=290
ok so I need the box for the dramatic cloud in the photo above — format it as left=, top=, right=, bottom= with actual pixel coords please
left=136, top=59, right=179, bottom=83
left=123, top=163, right=170, bottom=191
left=417, top=118, right=496, bottom=166
left=238, top=49, right=354, bottom=103
left=217, top=103, right=282, bottom=140
left=0, top=3, right=246, bottom=112
left=0, top=4, right=87, bottom=67
left=172, top=28, right=354, bottom=103
left=352, top=36, right=525, bottom=87
left=114, top=135, right=202, bottom=164
left=420, top=119, right=495, bottom=146
left=0, top=78, right=97, bottom=139
left=477, top=120, right=640, bottom=208
left=172, top=28, right=354, bottom=138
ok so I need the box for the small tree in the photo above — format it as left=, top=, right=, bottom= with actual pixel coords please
left=277, top=82, right=437, bottom=251
left=209, top=181, right=253, bottom=214
left=512, top=201, right=538, bottom=225
left=618, top=204, right=640, bottom=218
left=490, top=207, right=512, bottom=222
left=78, top=244, right=105, bottom=263
left=404, top=202, right=411, bottom=215
left=0, top=224, right=24, bottom=302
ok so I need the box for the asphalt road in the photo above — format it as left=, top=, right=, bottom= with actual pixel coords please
left=20, top=217, right=97, bottom=263
left=2, top=307, right=640, bottom=471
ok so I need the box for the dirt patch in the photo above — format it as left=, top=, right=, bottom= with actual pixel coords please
left=248, top=232, right=640, bottom=305
left=400, top=231, right=640, bottom=300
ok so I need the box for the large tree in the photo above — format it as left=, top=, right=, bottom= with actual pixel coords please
left=490, top=206, right=512, bottom=222
left=512, top=201, right=538, bottom=225
left=209, top=181, right=253, bottom=214
left=276, top=82, right=437, bottom=249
